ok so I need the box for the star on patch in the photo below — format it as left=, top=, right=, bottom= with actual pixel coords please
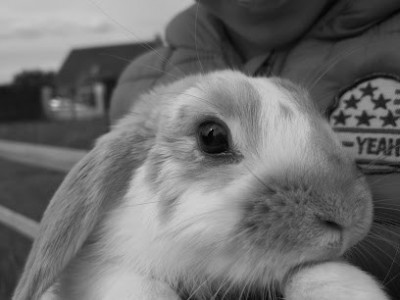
left=380, top=110, right=399, bottom=127
left=360, top=83, right=377, bottom=97
left=332, top=110, right=351, bottom=125
left=344, top=95, right=360, bottom=109
left=371, top=94, right=391, bottom=110
left=355, top=110, right=375, bottom=126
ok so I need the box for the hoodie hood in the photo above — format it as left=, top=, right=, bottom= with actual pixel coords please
left=312, top=0, right=400, bottom=39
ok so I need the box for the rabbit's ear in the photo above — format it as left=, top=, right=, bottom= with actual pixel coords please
left=12, top=114, right=154, bottom=300
left=13, top=72, right=202, bottom=300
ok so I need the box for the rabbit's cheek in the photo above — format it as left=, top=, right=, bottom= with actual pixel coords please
left=167, top=186, right=242, bottom=243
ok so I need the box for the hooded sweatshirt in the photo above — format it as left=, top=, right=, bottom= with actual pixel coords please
left=110, top=1, right=400, bottom=296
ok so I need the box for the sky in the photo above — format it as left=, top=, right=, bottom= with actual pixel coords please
left=0, top=0, right=192, bottom=84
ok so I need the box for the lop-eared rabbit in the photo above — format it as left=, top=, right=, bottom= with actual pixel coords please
left=13, top=71, right=389, bottom=300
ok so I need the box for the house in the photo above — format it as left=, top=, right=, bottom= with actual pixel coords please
left=44, top=39, right=161, bottom=120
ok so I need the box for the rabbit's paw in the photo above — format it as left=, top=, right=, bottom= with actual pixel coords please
left=284, top=261, right=389, bottom=300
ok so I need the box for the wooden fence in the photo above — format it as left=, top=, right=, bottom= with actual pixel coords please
left=0, top=139, right=87, bottom=239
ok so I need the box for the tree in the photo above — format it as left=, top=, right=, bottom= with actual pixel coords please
left=12, top=70, right=55, bottom=88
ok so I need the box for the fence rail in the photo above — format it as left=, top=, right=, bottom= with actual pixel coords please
left=0, top=140, right=87, bottom=239
left=0, top=205, right=39, bottom=239
left=0, top=139, right=87, bottom=172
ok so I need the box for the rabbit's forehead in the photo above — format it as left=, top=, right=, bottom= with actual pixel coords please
left=198, top=74, right=296, bottom=117
left=171, top=74, right=298, bottom=140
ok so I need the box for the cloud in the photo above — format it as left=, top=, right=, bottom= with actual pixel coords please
left=0, top=0, right=191, bottom=84
left=0, top=16, right=117, bottom=40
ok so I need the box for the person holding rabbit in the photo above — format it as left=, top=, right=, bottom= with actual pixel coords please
left=13, top=0, right=400, bottom=299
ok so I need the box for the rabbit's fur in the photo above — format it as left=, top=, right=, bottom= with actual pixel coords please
left=13, top=71, right=388, bottom=300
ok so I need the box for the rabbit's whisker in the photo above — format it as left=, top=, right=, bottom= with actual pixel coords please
left=210, top=276, right=231, bottom=300
left=382, top=243, right=399, bottom=285
left=186, top=276, right=210, bottom=300
left=155, top=91, right=218, bottom=109
left=374, top=199, right=400, bottom=206
left=370, top=224, right=400, bottom=240
left=304, top=45, right=365, bottom=95
left=361, top=239, right=400, bottom=268
left=383, top=269, right=400, bottom=288
left=238, top=268, right=252, bottom=300
left=195, top=0, right=205, bottom=74
left=375, top=206, right=400, bottom=213
left=99, top=53, right=181, bottom=81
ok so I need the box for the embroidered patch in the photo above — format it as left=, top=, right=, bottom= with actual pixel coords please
left=329, top=75, right=400, bottom=174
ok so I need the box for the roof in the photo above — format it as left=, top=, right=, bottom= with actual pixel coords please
left=56, top=40, right=161, bottom=89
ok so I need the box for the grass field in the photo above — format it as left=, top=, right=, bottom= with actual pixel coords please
left=0, top=117, right=110, bottom=149
left=0, top=117, right=109, bottom=299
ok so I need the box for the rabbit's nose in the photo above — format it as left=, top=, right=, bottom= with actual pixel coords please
left=315, top=214, right=345, bottom=233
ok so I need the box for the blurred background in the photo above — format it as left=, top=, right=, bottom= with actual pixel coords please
left=0, top=0, right=190, bottom=298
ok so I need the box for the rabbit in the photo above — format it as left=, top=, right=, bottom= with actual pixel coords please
left=12, top=70, right=389, bottom=300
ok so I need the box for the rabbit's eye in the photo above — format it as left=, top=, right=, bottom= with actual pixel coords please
left=198, top=122, right=230, bottom=154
